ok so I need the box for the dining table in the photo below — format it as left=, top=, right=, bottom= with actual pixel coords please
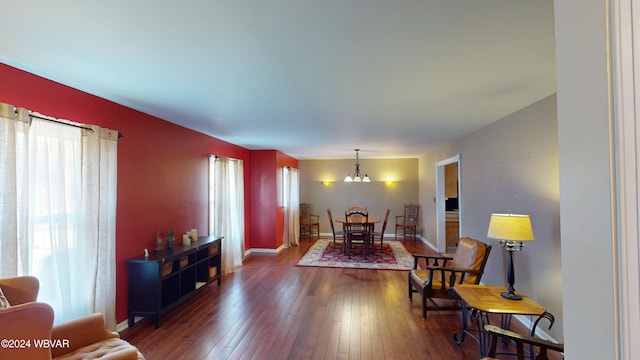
left=334, top=215, right=382, bottom=257
left=334, top=216, right=382, bottom=225
left=334, top=215, right=382, bottom=236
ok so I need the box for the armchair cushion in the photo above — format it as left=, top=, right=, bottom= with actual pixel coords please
left=54, top=338, right=140, bottom=360
left=409, top=266, right=484, bottom=290
left=451, top=237, right=490, bottom=283
left=51, top=313, right=120, bottom=358
left=410, top=269, right=440, bottom=288
left=51, top=313, right=142, bottom=360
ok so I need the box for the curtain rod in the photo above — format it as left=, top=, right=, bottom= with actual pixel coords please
left=29, top=113, right=93, bottom=132
left=211, top=154, right=243, bottom=162
left=28, top=113, right=124, bottom=139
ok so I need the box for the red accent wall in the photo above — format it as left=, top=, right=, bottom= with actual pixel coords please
left=249, top=151, right=298, bottom=249
left=0, top=63, right=298, bottom=324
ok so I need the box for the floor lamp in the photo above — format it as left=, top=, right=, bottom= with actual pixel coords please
left=487, top=213, right=534, bottom=300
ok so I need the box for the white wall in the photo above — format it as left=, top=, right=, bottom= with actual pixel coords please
left=555, top=0, right=617, bottom=358
left=419, top=94, right=562, bottom=340
left=299, top=158, right=418, bottom=234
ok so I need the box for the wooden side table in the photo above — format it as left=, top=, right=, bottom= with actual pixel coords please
left=452, top=284, right=555, bottom=358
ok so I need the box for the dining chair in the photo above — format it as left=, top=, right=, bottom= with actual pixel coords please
left=372, top=208, right=390, bottom=252
left=344, top=211, right=371, bottom=258
left=395, top=204, right=420, bottom=240
left=300, top=203, right=320, bottom=239
left=347, top=205, right=367, bottom=214
left=327, top=208, right=345, bottom=252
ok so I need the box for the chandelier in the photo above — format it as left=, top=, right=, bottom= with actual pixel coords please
left=344, top=149, right=371, bottom=183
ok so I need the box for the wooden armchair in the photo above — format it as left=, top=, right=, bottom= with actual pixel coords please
left=395, top=203, right=420, bottom=240
left=300, top=203, right=320, bottom=239
left=408, top=237, right=491, bottom=319
left=482, top=325, right=564, bottom=360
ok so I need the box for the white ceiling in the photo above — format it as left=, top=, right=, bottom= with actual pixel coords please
left=0, top=0, right=555, bottom=159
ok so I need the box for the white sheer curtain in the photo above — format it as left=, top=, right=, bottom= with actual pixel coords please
left=0, top=104, right=30, bottom=276
left=282, top=167, right=300, bottom=247
left=209, top=155, right=244, bottom=275
left=81, top=125, right=118, bottom=330
left=0, top=103, right=118, bottom=328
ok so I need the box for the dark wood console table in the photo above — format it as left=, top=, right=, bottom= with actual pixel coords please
left=126, top=235, right=222, bottom=328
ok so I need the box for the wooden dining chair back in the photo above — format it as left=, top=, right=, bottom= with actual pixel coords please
left=347, top=205, right=367, bottom=214
left=372, top=208, right=390, bottom=252
left=395, top=204, right=420, bottom=240
left=408, top=237, right=492, bottom=319
left=344, top=211, right=371, bottom=258
left=481, top=325, right=564, bottom=360
left=327, top=208, right=345, bottom=252
left=300, top=203, right=320, bottom=239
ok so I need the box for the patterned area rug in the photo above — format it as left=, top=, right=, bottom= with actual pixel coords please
left=296, top=239, right=414, bottom=270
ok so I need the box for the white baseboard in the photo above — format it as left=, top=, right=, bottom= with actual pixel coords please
left=511, top=314, right=558, bottom=343
left=116, top=318, right=131, bottom=332
left=245, top=245, right=285, bottom=255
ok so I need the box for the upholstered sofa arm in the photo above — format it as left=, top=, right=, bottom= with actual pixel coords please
left=0, top=302, right=54, bottom=360
left=50, top=313, right=119, bottom=358
left=0, top=276, right=39, bottom=305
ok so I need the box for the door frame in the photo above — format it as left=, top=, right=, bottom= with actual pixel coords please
left=435, top=154, right=460, bottom=253
left=612, top=0, right=640, bottom=356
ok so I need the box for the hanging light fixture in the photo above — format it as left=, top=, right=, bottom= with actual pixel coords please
left=344, top=149, right=371, bottom=183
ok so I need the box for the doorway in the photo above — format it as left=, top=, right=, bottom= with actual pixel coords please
left=435, top=154, right=461, bottom=253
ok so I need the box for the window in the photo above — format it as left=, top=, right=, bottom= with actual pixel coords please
left=209, top=155, right=244, bottom=275
left=0, top=105, right=118, bottom=328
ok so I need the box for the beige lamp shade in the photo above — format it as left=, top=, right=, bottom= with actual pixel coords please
left=487, top=213, right=534, bottom=241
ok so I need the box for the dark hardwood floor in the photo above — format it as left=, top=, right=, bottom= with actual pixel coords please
left=120, top=237, right=557, bottom=360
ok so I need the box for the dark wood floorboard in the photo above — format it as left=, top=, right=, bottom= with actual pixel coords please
left=120, top=237, right=560, bottom=360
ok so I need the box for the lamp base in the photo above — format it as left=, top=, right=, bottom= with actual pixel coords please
left=501, top=291, right=523, bottom=300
